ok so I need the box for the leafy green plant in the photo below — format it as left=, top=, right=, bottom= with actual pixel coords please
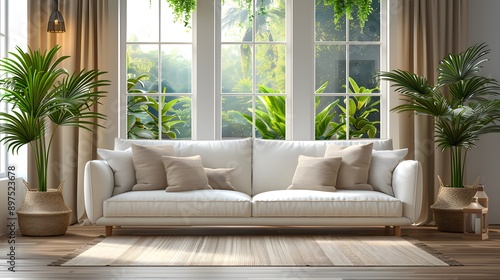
left=323, top=0, right=374, bottom=30
left=241, top=85, right=286, bottom=139
left=239, top=82, right=335, bottom=139
left=379, top=43, right=500, bottom=188
left=315, top=82, right=340, bottom=140
left=0, top=45, right=109, bottom=191
left=127, top=74, right=184, bottom=139
left=127, top=75, right=155, bottom=139
left=328, top=77, right=380, bottom=139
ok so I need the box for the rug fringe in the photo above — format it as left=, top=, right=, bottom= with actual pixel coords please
left=48, top=235, right=106, bottom=266
left=404, top=236, right=462, bottom=266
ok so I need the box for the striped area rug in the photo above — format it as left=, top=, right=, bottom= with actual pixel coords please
left=50, top=235, right=460, bottom=267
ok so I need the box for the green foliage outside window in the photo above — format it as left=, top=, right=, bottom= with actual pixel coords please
left=329, top=77, right=380, bottom=139
left=127, top=74, right=187, bottom=139
left=238, top=78, right=379, bottom=140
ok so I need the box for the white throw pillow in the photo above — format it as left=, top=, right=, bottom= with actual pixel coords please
left=162, top=155, right=212, bottom=192
left=324, top=143, right=374, bottom=190
left=369, top=149, right=408, bottom=196
left=204, top=168, right=236, bottom=191
left=131, top=144, right=175, bottom=191
left=97, top=148, right=135, bottom=195
left=287, top=155, right=342, bottom=192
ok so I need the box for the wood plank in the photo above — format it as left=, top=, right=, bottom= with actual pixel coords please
left=0, top=225, right=499, bottom=279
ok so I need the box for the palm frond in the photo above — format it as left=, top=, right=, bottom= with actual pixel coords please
left=379, top=70, right=434, bottom=96
left=438, top=43, right=489, bottom=84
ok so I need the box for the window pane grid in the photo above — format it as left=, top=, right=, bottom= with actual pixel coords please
left=220, top=0, right=286, bottom=139
left=126, top=0, right=192, bottom=139
left=315, top=0, right=381, bottom=140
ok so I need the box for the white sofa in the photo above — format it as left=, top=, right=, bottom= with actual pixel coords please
left=84, top=138, right=422, bottom=236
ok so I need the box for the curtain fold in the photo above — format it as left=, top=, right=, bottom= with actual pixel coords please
left=391, top=0, right=468, bottom=224
left=27, top=0, right=109, bottom=224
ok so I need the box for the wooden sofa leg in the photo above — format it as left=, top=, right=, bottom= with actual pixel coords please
left=105, top=226, right=113, bottom=236
left=393, top=226, right=401, bottom=236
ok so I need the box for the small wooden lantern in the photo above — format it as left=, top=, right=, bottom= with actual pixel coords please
left=463, top=197, right=488, bottom=240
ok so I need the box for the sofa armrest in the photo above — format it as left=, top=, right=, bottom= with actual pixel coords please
left=84, top=160, right=114, bottom=224
left=392, top=160, right=423, bottom=223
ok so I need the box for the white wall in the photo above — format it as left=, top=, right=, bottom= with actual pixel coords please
left=467, top=0, right=500, bottom=224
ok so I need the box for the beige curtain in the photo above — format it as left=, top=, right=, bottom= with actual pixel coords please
left=391, top=0, right=468, bottom=224
left=27, top=0, right=110, bottom=224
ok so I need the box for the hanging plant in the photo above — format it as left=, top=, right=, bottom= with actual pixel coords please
left=160, top=0, right=253, bottom=27
left=162, top=0, right=196, bottom=27
left=323, top=0, right=374, bottom=30
left=157, top=1, right=373, bottom=29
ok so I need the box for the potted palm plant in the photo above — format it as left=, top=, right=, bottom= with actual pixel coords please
left=0, top=45, right=109, bottom=236
left=379, top=43, right=500, bottom=232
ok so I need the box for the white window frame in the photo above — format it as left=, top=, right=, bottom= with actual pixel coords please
left=120, top=0, right=388, bottom=141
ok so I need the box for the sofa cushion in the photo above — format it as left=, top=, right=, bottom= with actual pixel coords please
left=97, top=148, right=135, bottom=195
left=205, top=168, right=236, bottom=191
left=162, top=155, right=212, bottom=192
left=104, top=190, right=252, bottom=217
left=324, top=143, right=373, bottom=190
left=252, top=190, right=402, bottom=217
left=115, top=138, right=253, bottom=195
left=131, top=144, right=175, bottom=191
left=369, top=149, right=408, bottom=196
left=287, top=156, right=342, bottom=192
left=252, top=138, right=392, bottom=195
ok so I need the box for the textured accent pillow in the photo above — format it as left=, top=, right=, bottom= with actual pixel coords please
left=324, top=143, right=374, bottom=190
left=204, top=168, right=236, bottom=191
left=369, top=149, right=408, bottom=196
left=131, top=144, right=175, bottom=191
left=162, top=155, right=212, bottom=192
left=97, top=148, right=135, bottom=195
left=287, top=155, right=342, bottom=192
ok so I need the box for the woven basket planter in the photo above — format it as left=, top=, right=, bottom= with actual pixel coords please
left=16, top=182, right=71, bottom=237
left=430, top=185, right=478, bottom=233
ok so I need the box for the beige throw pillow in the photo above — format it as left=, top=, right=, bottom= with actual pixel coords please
left=204, top=168, right=236, bottom=191
left=287, top=155, right=342, bottom=192
left=324, top=143, right=373, bottom=190
left=162, top=155, right=212, bottom=192
left=131, top=144, right=175, bottom=191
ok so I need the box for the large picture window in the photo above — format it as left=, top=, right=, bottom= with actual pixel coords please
left=122, top=0, right=386, bottom=141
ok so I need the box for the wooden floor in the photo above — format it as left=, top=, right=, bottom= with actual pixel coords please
left=1, top=225, right=500, bottom=279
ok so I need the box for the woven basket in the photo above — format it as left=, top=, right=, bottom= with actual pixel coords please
left=430, top=185, right=478, bottom=233
left=16, top=182, right=72, bottom=237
